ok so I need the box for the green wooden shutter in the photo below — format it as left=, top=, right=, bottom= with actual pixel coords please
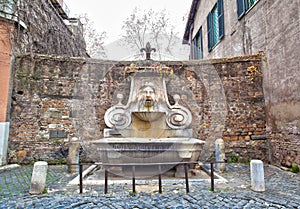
left=212, top=8, right=219, bottom=45
left=218, top=0, right=224, bottom=39
left=198, top=28, right=203, bottom=59
left=249, top=0, right=257, bottom=7
left=193, top=38, right=198, bottom=59
left=237, top=0, right=246, bottom=19
left=207, top=12, right=213, bottom=51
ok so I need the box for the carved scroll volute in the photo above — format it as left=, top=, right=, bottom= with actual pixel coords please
left=166, top=94, right=192, bottom=129
left=104, top=94, right=131, bottom=129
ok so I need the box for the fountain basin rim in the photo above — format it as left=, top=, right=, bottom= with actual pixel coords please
left=93, top=137, right=205, bottom=144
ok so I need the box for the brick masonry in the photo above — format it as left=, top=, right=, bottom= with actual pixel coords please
left=8, top=53, right=267, bottom=164
left=0, top=0, right=87, bottom=164
left=188, top=0, right=300, bottom=167
left=15, top=0, right=87, bottom=57
left=0, top=0, right=87, bottom=121
left=0, top=0, right=87, bottom=57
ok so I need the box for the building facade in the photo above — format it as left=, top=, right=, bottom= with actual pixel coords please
left=183, top=0, right=300, bottom=167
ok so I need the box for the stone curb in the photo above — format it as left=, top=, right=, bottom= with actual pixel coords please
left=0, top=164, right=20, bottom=173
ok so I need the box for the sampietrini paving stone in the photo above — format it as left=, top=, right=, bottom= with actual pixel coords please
left=0, top=164, right=299, bottom=208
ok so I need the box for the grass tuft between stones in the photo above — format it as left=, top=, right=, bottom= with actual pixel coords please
left=289, top=164, right=299, bottom=173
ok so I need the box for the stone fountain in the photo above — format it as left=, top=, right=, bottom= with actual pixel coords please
left=91, top=64, right=205, bottom=177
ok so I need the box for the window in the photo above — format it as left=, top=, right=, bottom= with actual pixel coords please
left=207, top=0, right=224, bottom=51
left=192, top=27, right=203, bottom=59
left=237, top=0, right=258, bottom=19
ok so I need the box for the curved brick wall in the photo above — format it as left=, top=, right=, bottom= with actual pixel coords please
left=8, top=54, right=267, bottom=164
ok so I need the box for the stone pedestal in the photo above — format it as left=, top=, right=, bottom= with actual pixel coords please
left=67, top=141, right=80, bottom=173
left=29, top=161, right=48, bottom=194
left=0, top=122, right=10, bottom=166
left=215, top=138, right=225, bottom=172
left=250, top=160, right=265, bottom=192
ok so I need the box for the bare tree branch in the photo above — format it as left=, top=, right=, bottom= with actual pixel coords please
left=121, top=7, right=178, bottom=60
left=77, top=13, right=107, bottom=59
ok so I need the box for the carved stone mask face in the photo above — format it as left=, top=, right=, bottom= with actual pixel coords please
left=139, top=85, right=156, bottom=107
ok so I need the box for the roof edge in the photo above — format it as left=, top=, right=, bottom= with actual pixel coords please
left=182, top=0, right=200, bottom=44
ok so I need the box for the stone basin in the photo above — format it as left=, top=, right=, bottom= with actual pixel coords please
left=93, top=68, right=206, bottom=177
left=132, top=112, right=165, bottom=122
left=92, top=137, right=205, bottom=164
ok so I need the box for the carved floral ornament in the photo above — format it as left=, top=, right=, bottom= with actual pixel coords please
left=123, top=63, right=175, bottom=77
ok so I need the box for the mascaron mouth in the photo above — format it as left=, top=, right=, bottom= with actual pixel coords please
left=145, top=97, right=154, bottom=107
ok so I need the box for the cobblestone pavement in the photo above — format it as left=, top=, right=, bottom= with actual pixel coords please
left=0, top=164, right=299, bottom=208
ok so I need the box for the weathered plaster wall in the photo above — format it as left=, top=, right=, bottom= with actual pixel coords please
left=9, top=54, right=266, bottom=164
left=191, top=0, right=300, bottom=167
left=261, top=1, right=300, bottom=167
left=0, top=19, right=13, bottom=122
left=0, top=19, right=13, bottom=165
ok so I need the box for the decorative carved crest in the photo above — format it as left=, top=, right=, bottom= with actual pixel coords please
left=140, top=42, right=156, bottom=60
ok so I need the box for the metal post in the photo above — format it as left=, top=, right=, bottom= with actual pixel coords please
left=132, top=165, right=136, bottom=194
left=158, top=165, right=162, bottom=194
left=184, top=163, right=189, bottom=193
left=79, top=164, right=83, bottom=194
left=104, top=169, right=108, bottom=194
left=210, top=162, right=214, bottom=192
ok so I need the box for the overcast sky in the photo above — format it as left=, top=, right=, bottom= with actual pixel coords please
left=64, top=0, right=192, bottom=44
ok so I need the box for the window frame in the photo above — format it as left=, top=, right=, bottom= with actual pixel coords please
left=237, top=0, right=259, bottom=19
left=207, top=0, right=224, bottom=52
left=192, top=27, right=203, bottom=60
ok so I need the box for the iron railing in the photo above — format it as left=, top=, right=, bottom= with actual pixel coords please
left=69, top=160, right=227, bottom=194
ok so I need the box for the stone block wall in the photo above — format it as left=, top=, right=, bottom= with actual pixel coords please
left=9, top=53, right=266, bottom=164
left=13, top=0, right=87, bottom=57
left=0, top=0, right=87, bottom=165
left=9, top=54, right=114, bottom=163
